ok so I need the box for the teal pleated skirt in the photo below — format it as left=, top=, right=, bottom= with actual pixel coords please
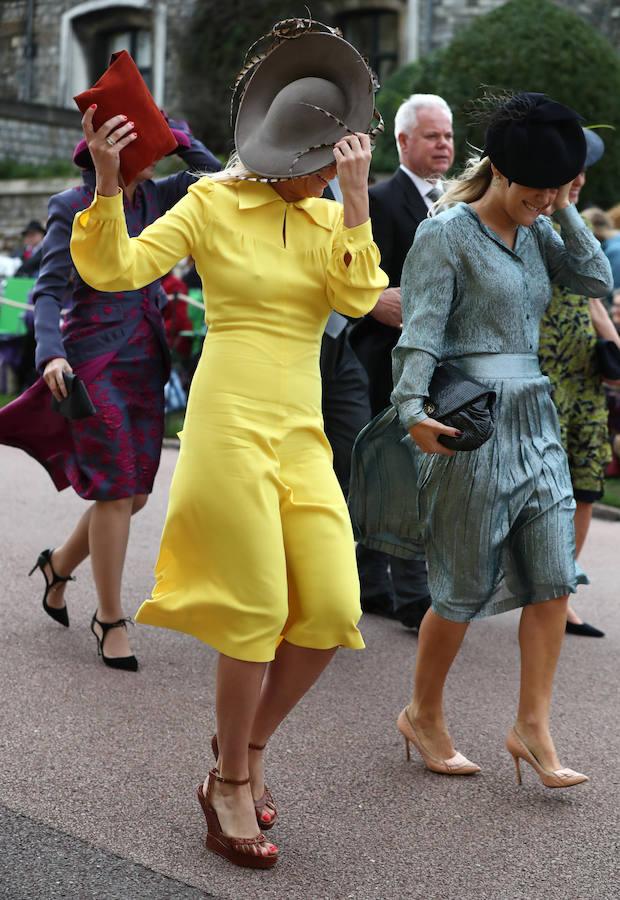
left=417, top=354, right=578, bottom=621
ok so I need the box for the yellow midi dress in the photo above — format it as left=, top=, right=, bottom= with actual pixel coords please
left=70, top=178, right=388, bottom=661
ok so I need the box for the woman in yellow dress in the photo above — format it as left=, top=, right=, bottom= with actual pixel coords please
left=70, top=19, right=387, bottom=869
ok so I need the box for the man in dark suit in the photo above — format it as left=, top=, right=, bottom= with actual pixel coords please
left=321, top=177, right=372, bottom=496
left=350, top=93, right=454, bottom=629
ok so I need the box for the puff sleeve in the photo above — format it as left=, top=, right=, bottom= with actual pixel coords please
left=70, top=179, right=213, bottom=292
left=325, top=214, right=388, bottom=318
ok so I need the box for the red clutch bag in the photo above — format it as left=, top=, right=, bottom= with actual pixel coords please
left=73, top=50, right=177, bottom=184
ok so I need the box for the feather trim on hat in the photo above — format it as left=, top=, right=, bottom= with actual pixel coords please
left=229, top=16, right=383, bottom=181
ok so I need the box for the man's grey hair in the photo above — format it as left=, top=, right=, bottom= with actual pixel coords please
left=394, top=94, right=453, bottom=154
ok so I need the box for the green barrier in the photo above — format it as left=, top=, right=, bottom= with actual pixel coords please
left=0, top=276, right=36, bottom=337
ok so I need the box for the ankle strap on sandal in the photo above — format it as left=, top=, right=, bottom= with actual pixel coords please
left=209, top=767, right=250, bottom=786
left=248, top=742, right=266, bottom=751
left=40, top=549, right=76, bottom=586
left=92, top=614, right=134, bottom=633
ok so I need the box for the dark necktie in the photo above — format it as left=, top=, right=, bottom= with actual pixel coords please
left=426, top=185, right=442, bottom=204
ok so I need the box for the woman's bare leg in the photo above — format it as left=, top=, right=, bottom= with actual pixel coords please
left=246, top=641, right=336, bottom=807
left=42, top=506, right=93, bottom=611
left=208, top=654, right=276, bottom=856
left=515, top=595, right=568, bottom=770
left=407, top=609, right=469, bottom=758
left=89, top=495, right=148, bottom=657
left=567, top=501, right=593, bottom=625
left=44, top=495, right=148, bottom=618
left=251, top=640, right=337, bottom=745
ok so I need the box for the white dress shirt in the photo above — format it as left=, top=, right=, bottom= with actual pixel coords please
left=399, top=165, right=443, bottom=208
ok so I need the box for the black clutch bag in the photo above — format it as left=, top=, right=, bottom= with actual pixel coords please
left=595, top=339, right=620, bottom=380
left=423, top=363, right=496, bottom=451
left=51, top=372, right=97, bottom=420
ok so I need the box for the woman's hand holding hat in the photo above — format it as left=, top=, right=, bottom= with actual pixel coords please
left=81, top=105, right=137, bottom=196
left=333, top=133, right=371, bottom=228
left=539, top=181, right=573, bottom=217
left=550, top=182, right=572, bottom=212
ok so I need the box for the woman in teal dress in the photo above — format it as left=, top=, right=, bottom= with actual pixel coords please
left=390, top=94, right=612, bottom=787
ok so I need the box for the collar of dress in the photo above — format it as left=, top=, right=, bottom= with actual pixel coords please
left=236, top=181, right=333, bottom=230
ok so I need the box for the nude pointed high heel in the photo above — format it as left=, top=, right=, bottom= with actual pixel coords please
left=506, top=728, right=588, bottom=789
left=397, top=708, right=481, bottom=776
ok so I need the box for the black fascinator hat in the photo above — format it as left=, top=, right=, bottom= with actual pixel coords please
left=484, top=92, right=586, bottom=188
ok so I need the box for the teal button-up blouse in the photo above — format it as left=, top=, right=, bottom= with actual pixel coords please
left=392, top=203, right=614, bottom=428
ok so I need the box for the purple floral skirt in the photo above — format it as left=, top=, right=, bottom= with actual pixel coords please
left=0, top=319, right=166, bottom=501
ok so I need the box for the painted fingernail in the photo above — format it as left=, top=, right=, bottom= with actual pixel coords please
left=128, top=121, right=134, bottom=127
left=90, top=104, right=97, bottom=109
left=121, top=115, right=127, bottom=120
left=132, top=133, right=137, bottom=138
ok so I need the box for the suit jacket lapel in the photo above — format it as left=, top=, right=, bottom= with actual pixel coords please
left=394, top=168, right=429, bottom=228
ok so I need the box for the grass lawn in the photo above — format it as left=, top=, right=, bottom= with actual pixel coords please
left=602, top=477, right=620, bottom=509
left=0, top=394, right=16, bottom=408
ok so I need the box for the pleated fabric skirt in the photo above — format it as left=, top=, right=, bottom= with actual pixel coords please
left=418, top=354, right=578, bottom=622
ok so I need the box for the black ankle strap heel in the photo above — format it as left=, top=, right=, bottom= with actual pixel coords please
left=28, top=548, right=75, bottom=628
left=90, top=612, right=138, bottom=672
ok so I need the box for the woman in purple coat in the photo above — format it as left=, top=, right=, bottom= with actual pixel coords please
left=0, top=122, right=219, bottom=670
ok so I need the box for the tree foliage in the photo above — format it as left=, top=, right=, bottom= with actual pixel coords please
left=177, top=1, right=332, bottom=158
left=372, top=0, right=620, bottom=207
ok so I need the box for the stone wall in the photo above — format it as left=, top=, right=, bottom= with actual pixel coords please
left=0, top=0, right=67, bottom=105
left=0, top=0, right=29, bottom=102
left=1, top=0, right=618, bottom=162
left=0, top=100, right=82, bottom=166
left=0, top=176, right=78, bottom=253
left=0, top=0, right=198, bottom=113
left=159, top=0, right=198, bottom=118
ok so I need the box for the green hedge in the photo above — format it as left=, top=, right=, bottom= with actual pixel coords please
left=372, top=0, right=620, bottom=208
left=0, top=158, right=75, bottom=179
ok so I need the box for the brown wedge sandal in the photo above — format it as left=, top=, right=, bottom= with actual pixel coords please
left=197, top=769, right=278, bottom=869
left=211, top=735, right=278, bottom=830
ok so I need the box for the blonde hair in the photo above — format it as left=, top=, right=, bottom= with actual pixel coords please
left=581, top=206, right=616, bottom=242
left=432, top=154, right=493, bottom=214
left=607, top=203, right=620, bottom=230
left=199, top=150, right=256, bottom=183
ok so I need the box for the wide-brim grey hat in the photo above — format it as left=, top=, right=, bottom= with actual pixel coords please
left=233, top=19, right=381, bottom=180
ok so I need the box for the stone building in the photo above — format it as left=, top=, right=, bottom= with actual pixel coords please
left=0, top=0, right=618, bottom=248
left=1, top=0, right=619, bottom=168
